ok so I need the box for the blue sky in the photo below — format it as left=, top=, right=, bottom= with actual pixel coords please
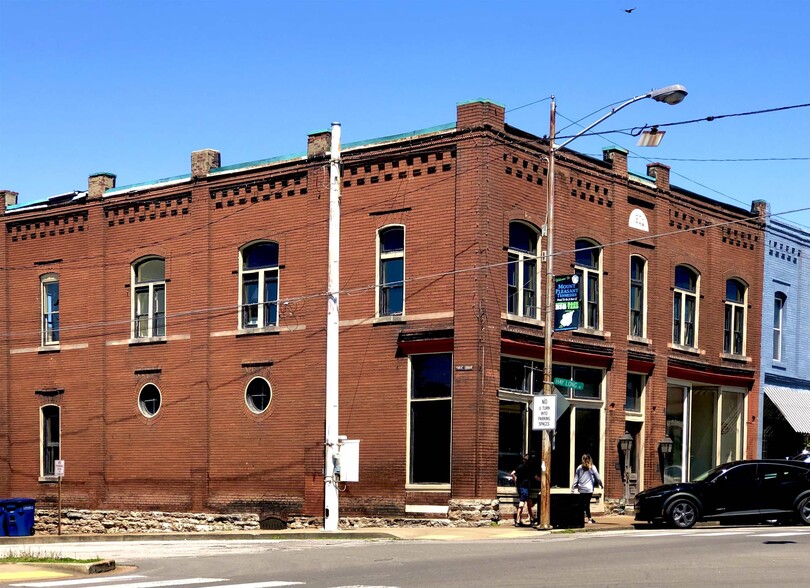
left=1, top=0, right=808, bottom=227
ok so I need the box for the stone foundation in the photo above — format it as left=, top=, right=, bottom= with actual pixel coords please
left=32, top=499, right=502, bottom=534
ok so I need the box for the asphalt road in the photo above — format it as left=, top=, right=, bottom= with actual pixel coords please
left=3, top=525, right=809, bottom=587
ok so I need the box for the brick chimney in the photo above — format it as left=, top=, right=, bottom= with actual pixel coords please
left=646, top=162, right=671, bottom=192
left=751, top=199, right=769, bottom=220
left=191, top=149, right=221, bottom=179
left=603, top=146, right=628, bottom=178
left=0, top=189, right=18, bottom=214
left=88, top=173, right=116, bottom=199
left=456, top=99, right=505, bottom=132
left=307, top=129, right=331, bottom=158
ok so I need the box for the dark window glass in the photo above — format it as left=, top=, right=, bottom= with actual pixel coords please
left=675, top=266, right=697, bottom=292
left=575, top=240, right=598, bottom=268
left=243, top=242, right=279, bottom=269
left=626, top=374, right=643, bottom=412
left=726, top=279, right=744, bottom=302
left=380, top=227, right=404, bottom=253
left=411, top=354, right=452, bottom=399
left=139, top=384, right=162, bottom=417
left=42, top=405, right=60, bottom=476
left=246, top=378, right=272, bottom=413
left=509, top=223, right=537, bottom=254
left=410, top=353, right=452, bottom=484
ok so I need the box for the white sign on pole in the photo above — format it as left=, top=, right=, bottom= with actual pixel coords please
left=54, top=459, right=65, bottom=477
left=532, top=395, right=557, bottom=431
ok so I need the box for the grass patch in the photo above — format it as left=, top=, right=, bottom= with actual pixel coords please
left=0, top=548, right=101, bottom=564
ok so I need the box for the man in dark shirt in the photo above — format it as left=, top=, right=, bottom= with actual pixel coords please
left=510, top=453, right=539, bottom=526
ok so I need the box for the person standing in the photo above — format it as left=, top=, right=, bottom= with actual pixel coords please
left=510, top=453, right=540, bottom=526
left=571, top=453, right=603, bottom=524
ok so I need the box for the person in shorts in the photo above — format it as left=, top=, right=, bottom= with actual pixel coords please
left=510, top=453, right=540, bottom=526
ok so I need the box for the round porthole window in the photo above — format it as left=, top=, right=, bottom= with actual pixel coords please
left=245, top=377, right=272, bottom=414
left=138, top=384, right=162, bottom=417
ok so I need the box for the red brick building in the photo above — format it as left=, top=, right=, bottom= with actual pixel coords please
left=0, top=100, right=765, bottom=525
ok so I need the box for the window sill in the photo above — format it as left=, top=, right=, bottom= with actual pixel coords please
left=573, top=328, right=610, bottom=339
left=625, top=411, right=644, bottom=422
left=668, top=343, right=704, bottom=356
left=503, top=313, right=544, bottom=328
left=720, top=353, right=751, bottom=364
left=129, top=336, right=168, bottom=346
left=38, top=344, right=61, bottom=354
left=236, top=326, right=281, bottom=337
left=627, top=335, right=651, bottom=345
left=373, top=315, right=406, bottom=325
left=771, top=364, right=787, bottom=371
left=405, top=483, right=451, bottom=492
left=38, top=476, right=59, bottom=483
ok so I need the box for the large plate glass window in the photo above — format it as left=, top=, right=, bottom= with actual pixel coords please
left=409, top=353, right=452, bottom=484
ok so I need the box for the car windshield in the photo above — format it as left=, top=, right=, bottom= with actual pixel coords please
left=692, top=464, right=729, bottom=482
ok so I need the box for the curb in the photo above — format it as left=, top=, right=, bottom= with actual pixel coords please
left=0, top=531, right=400, bottom=545
left=34, top=560, right=116, bottom=575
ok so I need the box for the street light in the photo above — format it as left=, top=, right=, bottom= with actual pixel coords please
left=619, top=431, right=634, bottom=504
left=537, top=85, right=687, bottom=530
left=658, top=435, right=674, bottom=482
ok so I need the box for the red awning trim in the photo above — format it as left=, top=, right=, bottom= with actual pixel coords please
left=627, top=358, right=655, bottom=374
left=500, top=338, right=613, bottom=368
left=667, top=363, right=754, bottom=387
left=397, top=338, right=454, bottom=356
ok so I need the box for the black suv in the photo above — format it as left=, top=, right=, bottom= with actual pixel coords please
left=634, top=459, right=810, bottom=529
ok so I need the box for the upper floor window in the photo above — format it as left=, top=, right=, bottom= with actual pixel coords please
left=575, top=239, right=601, bottom=330
left=240, top=242, right=279, bottom=329
left=41, top=274, right=60, bottom=345
left=378, top=226, right=404, bottom=316
left=41, top=405, right=60, bottom=477
left=132, top=257, right=165, bottom=338
left=724, top=278, right=747, bottom=355
left=629, top=256, right=646, bottom=338
left=507, top=222, right=540, bottom=319
left=673, top=265, right=698, bottom=347
left=773, top=292, right=786, bottom=362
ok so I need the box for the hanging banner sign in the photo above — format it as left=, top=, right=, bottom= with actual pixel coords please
left=554, top=274, right=581, bottom=331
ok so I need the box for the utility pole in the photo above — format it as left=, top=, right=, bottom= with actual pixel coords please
left=324, top=122, right=341, bottom=531
left=538, top=97, right=556, bottom=531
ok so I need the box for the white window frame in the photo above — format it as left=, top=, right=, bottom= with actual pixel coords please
left=574, top=239, right=602, bottom=330
left=773, top=292, right=785, bottom=362
left=41, top=273, right=60, bottom=346
left=629, top=256, right=647, bottom=339
left=507, top=222, right=540, bottom=320
left=40, top=404, right=60, bottom=478
left=245, top=376, right=273, bottom=414
left=376, top=225, right=405, bottom=318
left=723, top=278, right=747, bottom=356
left=238, top=242, right=280, bottom=330
left=673, top=265, right=700, bottom=348
left=131, top=257, right=166, bottom=339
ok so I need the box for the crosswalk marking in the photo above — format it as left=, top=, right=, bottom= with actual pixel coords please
left=11, top=579, right=223, bottom=588
left=205, top=583, right=304, bottom=588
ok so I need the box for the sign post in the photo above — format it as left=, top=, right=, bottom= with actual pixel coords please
left=54, top=459, right=64, bottom=536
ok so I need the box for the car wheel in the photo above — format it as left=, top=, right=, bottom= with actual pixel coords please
left=797, top=496, right=810, bottom=526
left=667, top=498, right=698, bottom=529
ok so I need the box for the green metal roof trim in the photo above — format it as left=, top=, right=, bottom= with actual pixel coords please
left=210, top=151, right=307, bottom=174
left=628, top=171, right=656, bottom=187
left=602, top=145, right=629, bottom=154
left=342, top=122, right=455, bottom=151
left=106, top=173, right=191, bottom=195
left=456, top=98, right=506, bottom=108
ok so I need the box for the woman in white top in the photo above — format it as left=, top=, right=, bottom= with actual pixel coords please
left=571, top=453, right=603, bottom=524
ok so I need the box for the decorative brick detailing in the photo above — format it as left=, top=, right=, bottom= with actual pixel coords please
left=7, top=212, right=89, bottom=241
left=721, top=225, right=758, bottom=250
left=209, top=172, right=308, bottom=209
left=569, top=174, right=611, bottom=205
left=104, top=193, right=192, bottom=226
left=669, top=207, right=708, bottom=236
left=341, top=151, right=453, bottom=188
left=503, top=152, right=547, bottom=187
left=34, top=508, right=260, bottom=535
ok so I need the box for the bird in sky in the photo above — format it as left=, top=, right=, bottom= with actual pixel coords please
left=625, top=7, right=636, bottom=13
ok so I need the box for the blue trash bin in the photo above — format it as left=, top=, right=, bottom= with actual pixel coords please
left=2, top=499, right=37, bottom=536
left=0, top=502, right=7, bottom=536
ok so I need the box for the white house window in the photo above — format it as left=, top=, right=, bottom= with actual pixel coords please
left=773, top=292, right=785, bottom=362
left=240, top=242, right=279, bottom=329
left=41, top=405, right=60, bottom=477
left=724, top=278, right=747, bottom=355
left=575, top=239, right=601, bottom=329
left=245, top=377, right=272, bottom=414
left=378, top=226, right=404, bottom=316
left=629, top=256, right=646, bottom=338
left=409, top=353, right=452, bottom=484
left=673, top=265, right=699, bottom=347
left=132, top=257, right=166, bottom=338
left=507, top=222, right=540, bottom=319
left=41, top=274, right=60, bottom=345
left=138, top=383, right=162, bottom=418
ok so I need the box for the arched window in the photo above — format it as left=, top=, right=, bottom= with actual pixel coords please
left=132, top=257, right=165, bottom=338
left=41, top=273, right=60, bottom=345
left=724, top=279, right=747, bottom=355
left=773, top=292, right=786, bottom=361
left=673, top=265, right=699, bottom=347
left=629, top=256, right=646, bottom=338
left=507, top=222, right=539, bottom=319
left=575, top=239, right=602, bottom=329
left=378, top=226, right=405, bottom=316
left=239, top=242, right=279, bottom=329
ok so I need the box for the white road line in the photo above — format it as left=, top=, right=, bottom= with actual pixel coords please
left=684, top=531, right=748, bottom=537
left=210, top=583, right=304, bottom=588
left=10, top=576, right=147, bottom=587
left=758, top=532, right=810, bottom=537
